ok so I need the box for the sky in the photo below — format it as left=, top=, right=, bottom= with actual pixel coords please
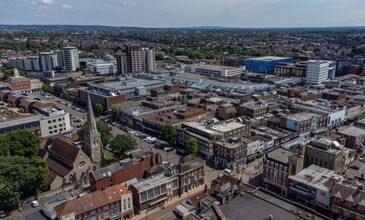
left=0, top=0, right=365, bottom=28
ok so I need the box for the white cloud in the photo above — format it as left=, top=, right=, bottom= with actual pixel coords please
left=122, top=1, right=137, bottom=7
left=31, top=0, right=55, bottom=5
left=41, top=0, right=55, bottom=4
left=62, top=4, right=72, bottom=10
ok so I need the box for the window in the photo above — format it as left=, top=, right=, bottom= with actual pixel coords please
left=154, top=187, right=161, bottom=196
left=147, top=189, right=154, bottom=199
left=140, top=191, right=147, bottom=202
left=173, top=179, right=178, bottom=188
left=127, top=197, right=131, bottom=209
left=102, top=205, right=109, bottom=211
left=161, top=184, right=167, bottom=194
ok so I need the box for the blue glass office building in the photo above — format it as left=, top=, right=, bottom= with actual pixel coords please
left=244, top=56, right=293, bottom=74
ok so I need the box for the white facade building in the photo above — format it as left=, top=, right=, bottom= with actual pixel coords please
left=185, top=64, right=243, bottom=77
left=306, top=60, right=330, bottom=85
left=63, top=46, right=79, bottom=72
left=38, top=107, right=72, bottom=138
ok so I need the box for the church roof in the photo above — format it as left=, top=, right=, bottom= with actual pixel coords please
left=49, top=136, right=80, bottom=166
left=46, top=157, right=72, bottom=177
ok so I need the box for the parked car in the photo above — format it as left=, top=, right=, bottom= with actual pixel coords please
left=164, top=147, right=173, bottom=152
left=31, top=200, right=39, bottom=207
left=0, top=211, right=6, bottom=218
left=149, top=137, right=157, bottom=143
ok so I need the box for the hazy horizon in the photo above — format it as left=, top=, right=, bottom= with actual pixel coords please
left=1, top=0, right=365, bottom=28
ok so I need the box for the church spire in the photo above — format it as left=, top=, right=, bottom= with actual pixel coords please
left=85, top=93, right=98, bottom=136
left=84, top=93, right=103, bottom=168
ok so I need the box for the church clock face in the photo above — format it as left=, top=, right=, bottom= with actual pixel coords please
left=79, top=161, right=86, bottom=168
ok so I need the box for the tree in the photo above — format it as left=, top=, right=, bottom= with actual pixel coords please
left=95, top=103, right=103, bottom=115
left=63, top=93, right=75, bottom=103
left=0, top=130, right=41, bottom=158
left=0, top=68, right=25, bottom=81
left=111, top=106, right=120, bottom=120
left=161, top=123, right=177, bottom=145
left=110, top=134, right=137, bottom=159
left=0, top=156, right=48, bottom=210
left=41, top=83, right=53, bottom=94
left=155, top=52, right=164, bottom=61
left=77, top=121, right=113, bottom=146
left=188, top=137, right=199, bottom=156
left=0, top=178, right=19, bottom=210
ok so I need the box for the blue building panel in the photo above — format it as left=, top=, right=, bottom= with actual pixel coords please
left=244, top=57, right=293, bottom=74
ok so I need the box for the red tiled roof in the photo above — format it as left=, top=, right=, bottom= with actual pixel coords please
left=55, top=185, right=130, bottom=218
left=32, top=101, right=54, bottom=109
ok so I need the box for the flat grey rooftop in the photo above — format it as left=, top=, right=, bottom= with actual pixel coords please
left=220, top=194, right=301, bottom=220
left=267, top=148, right=296, bottom=164
left=339, top=126, right=365, bottom=137
left=289, top=165, right=341, bottom=191
left=132, top=172, right=177, bottom=192
left=285, top=112, right=322, bottom=122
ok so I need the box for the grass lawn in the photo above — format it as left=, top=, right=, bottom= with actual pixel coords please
left=104, top=150, right=116, bottom=161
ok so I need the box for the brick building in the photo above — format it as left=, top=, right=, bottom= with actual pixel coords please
left=330, top=183, right=365, bottom=220
left=263, top=148, right=304, bottom=196
left=55, top=184, right=133, bottom=220
left=217, top=103, right=237, bottom=120
left=130, top=171, right=179, bottom=213
left=339, top=126, right=365, bottom=148
left=274, top=62, right=307, bottom=77
left=304, top=138, right=355, bottom=173
left=89, top=152, right=162, bottom=191
left=238, top=101, right=279, bottom=118
left=176, top=155, right=205, bottom=195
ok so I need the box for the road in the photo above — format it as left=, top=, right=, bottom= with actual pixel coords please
left=10, top=93, right=256, bottom=219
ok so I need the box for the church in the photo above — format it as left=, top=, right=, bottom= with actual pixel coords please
left=42, top=94, right=104, bottom=190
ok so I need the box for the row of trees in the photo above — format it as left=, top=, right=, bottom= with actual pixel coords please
left=0, top=130, right=48, bottom=210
